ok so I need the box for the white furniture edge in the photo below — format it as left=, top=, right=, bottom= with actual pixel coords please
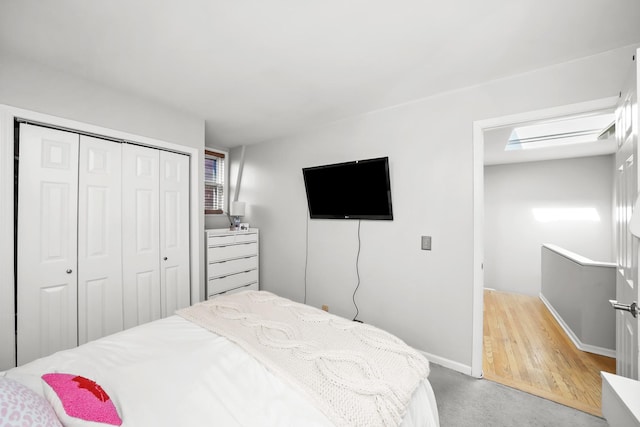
left=205, top=228, right=259, bottom=297
left=206, top=227, right=259, bottom=235
left=539, top=293, right=616, bottom=358
left=0, top=104, right=203, bottom=370
left=542, top=244, right=616, bottom=268
left=601, top=372, right=640, bottom=426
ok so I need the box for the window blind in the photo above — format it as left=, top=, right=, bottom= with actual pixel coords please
left=204, top=150, right=225, bottom=214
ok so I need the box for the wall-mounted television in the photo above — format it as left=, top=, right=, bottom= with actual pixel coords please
left=302, top=157, right=393, bottom=220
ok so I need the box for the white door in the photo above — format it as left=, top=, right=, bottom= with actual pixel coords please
left=614, top=55, right=640, bottom=380
left=17, top=124, right=79, bottom=365
left=122, top=144, right=161, bottom=329
left=78, top=136, right=123, bottom=344
left=159, top=151, right=191, bottom=315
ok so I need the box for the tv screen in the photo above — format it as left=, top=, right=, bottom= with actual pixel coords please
left=302, top=157, right=393, bottom=220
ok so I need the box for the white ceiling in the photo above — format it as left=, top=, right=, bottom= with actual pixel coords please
left=1, top=0, right=639, bottom=148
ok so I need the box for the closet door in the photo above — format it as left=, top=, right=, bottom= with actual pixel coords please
left=78, top=136, right=123, bottom=344
left=17, top=124, right=79, bottom=365
left=122, top=144, right=161, bottom=329
left=160, top=151, right=191, bottom=315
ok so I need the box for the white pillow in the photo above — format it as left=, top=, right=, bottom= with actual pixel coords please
left=0, top=376, right=62, bottom=426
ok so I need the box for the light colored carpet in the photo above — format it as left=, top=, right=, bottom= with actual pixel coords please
left=428, top=363, right=608, bottom=426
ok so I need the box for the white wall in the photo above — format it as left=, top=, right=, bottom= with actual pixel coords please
left=234, top=45, right=637, bottom=371
left=0, top=53, right=204, bottom=149
left=484, top=155, right=615, bottom=296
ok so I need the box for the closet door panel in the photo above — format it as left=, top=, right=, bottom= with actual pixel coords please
left=17, top=124, right=79, bottom=366
left=78, top=136, right=123, bottom=344
left=160, top=151, right=191, bottom=316
left=122, top=144, right=161, bottom=329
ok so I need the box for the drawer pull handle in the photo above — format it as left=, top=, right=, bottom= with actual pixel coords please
left=210, top=241, right=255, bottom=247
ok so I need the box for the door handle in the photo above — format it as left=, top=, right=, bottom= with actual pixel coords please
left=609, top=300, right=639, bottom=318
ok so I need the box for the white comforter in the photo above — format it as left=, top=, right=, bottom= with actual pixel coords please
left=3, top=315, right=439, bottom=426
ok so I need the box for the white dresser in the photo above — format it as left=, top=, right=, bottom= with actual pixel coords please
left=205, top=228, right=259, bottom=298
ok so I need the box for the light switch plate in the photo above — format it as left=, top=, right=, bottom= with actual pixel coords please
left=421, top=236, right=432, bottom=250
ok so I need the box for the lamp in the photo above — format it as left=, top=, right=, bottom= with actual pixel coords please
left=230, top=201, right=245, bottom=230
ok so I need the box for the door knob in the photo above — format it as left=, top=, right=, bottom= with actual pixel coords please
left=609, top=300, right=639, bottom=318
left=66, top=269, right=72, bottom=274
left=163, top=257, right=168, bottom=261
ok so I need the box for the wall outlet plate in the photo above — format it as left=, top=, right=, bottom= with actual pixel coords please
left=421, top=236, right=432, bottom=251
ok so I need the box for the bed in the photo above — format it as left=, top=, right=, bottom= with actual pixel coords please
left=0, top=291, right=439, bottom=427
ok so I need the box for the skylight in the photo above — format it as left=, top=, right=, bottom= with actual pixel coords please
left=505, top=113, right=615, bottom=151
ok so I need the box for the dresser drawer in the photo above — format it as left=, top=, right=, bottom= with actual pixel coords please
left=207, top=269, right=259, bottom=296
left=207, top=232, right=258, bottom=247
left=208, top=256, right=257, bottom=279
left=208, top=282, right=259, bottom=299
left=207, top=242, right=257, bottom=261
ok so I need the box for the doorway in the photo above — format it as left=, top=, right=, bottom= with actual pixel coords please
left=471, top=97, right=619, bottom=414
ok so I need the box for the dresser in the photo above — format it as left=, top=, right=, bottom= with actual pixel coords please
left=205, top=228, right=259, bottom=298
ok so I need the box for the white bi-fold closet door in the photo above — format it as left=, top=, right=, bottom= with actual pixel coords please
left=17, top=123, right=190, bottom=366
left=122, top=144, right=191, bottom=329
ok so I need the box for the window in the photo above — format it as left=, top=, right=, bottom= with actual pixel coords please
left=504, top=112, right=615, bottom=151
left=204, top=149, right=226, bottom=214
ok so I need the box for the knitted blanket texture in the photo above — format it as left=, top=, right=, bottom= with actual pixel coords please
left=177, top=290, right=430, bottom=427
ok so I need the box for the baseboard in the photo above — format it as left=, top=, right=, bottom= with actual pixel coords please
left=539, top=293, right=616, bottom=358
left=419, top=350, right=474, bottom=377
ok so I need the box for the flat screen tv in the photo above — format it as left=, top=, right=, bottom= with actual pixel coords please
left=302, top=157, right=393, bottom=220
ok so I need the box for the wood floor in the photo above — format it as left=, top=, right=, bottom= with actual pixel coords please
left=483, top=289, right=616, bottom=417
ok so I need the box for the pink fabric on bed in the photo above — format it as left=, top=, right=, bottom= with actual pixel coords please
left=42, top=374, right=121, bottom=426
left=0, top=377, right=62, bottom=427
